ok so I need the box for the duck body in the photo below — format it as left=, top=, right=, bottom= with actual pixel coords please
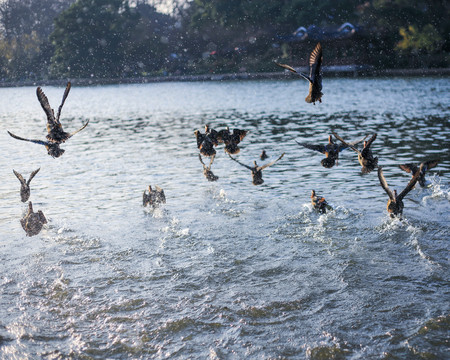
left=13, top=168, right=40, bottom=202
left=143, top=185, right=166, bottom=208
left=311, top=190, right=332, bottom=213
left=20, top=202, right=47, bottom=236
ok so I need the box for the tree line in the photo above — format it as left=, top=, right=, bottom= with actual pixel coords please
left=0, top=0, right=448, bottom=81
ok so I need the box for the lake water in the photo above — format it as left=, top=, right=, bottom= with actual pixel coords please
left=0, top=78, right=449, bottom=359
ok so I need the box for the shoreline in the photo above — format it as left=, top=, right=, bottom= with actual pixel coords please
left=0, top=67, right=449, bottom=88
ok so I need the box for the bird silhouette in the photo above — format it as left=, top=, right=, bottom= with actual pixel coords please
left=260, top=150, right=268, bottom=160
left=311, top=190, right=333, bottom=213
left=143, top=185, right=166, bottom=208
left=378, top=164, right=423, bottom=218
left=13, top=168, right=40, bottom=202
left=199, top=154, right=219, bottom=181
left=195, top=124, right=219, bottom=157
left=332, top=132, right=378, bottom=173
left=7, top=82, right=89, bottom=157
left=276, top=42, right=323, bottom=104
left=216, top=127, right=248, bottom=155
left=399, top=160, right=438, bottom=188
left=296, top=134, right=366, bottom=168
left=20, top=201, right=47, bottom=236
left=228, top=153, right=284, bottom=185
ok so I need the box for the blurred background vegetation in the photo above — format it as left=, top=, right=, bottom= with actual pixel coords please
left=0, top=0, right=448, bottom=81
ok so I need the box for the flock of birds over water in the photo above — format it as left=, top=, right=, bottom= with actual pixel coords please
left=7, top=42, right=440, bottom=236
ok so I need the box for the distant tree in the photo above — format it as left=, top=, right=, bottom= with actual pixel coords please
left=50, top=0, right=139, bottom=78
left=123, top=2, right=178, bottom=75
left=0, top=0, right=74, bottom=80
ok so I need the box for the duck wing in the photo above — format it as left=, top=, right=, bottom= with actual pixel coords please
left=7, top=131, right=49, bottom=146
left=275, top=62, right=311, bottom=82
left=377, top=167, right=395, bottom=200
left=258, top=152, right=285, bottom=171
left=398, top=163, right=424, bottom=201
left=423, top=159, right=439, bottom=171
left=66, top=120, right=89, bottom=140
left=155, top=186, right=166, bottom=203
left=295, top=140, right=326, bottom=154
left=228, top=154, right=252, bottom=170
left=216, top=129, right=230, bottom=144
left=398, top=163, right=417, bottom=174
left=309, top=42, right=323, bottom=89
left=232, top=129, right=248, bottom=143
left=27, top=168, right=41, bottom=185
left=331, top=132, right=360, bottom=154
left=13, top=170, right=25, bottom=184
left=194, top=130, right=205, bottom=148
left=56, top=82, right=71, bottom=123
left=36, top=87, right=57, bottom=132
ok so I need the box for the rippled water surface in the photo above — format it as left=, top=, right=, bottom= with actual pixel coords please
left=0, top=78, right=449, bottom=359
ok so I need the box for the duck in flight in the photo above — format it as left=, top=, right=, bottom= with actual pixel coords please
left=195, top=124, right=219, bottom=157
left=20, top=201, right=47, bottom=237
left=228, top=153, right=285, bottom=185
left=332, top=132, right=378, bottom=174
left=399, top=160, right=439, bottom=188
left=296, top=134, right=366, bottom=168
left=13, top=168, right=40, bottom=202
left=276, top=42, right=323, bottom=104
left=143, top=185, right=166, bottom=208
left=199, top=154, right=219, bottom=181
left=378, top=164, right=423, bottom=218
left=7, top=82, right=89, bottom=158
left=311, top=190, right=333, bottom=213
left=216, top=127, right=248, bottom=155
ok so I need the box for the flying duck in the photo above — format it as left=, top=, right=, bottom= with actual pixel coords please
left=276, top=42, right=323, bottom=104
left=228, top=153, right=285, bottom=185
left=199, top=154, right=219, bottom=181
left=296, top=134, right=366, bottom=168
left=143, top=185, right=166, bottom=208
left=20, top=201, right=47, bottom=236
left=13, top=168, right=40, bottom=202
left=333, top=132, right=378, bottom=173
left=378, top=164, right=423, bottom=218
left=195, top=124, right=219, bottom=157
left=216, top=127, right=248, bottom=155
left=7, top=82, right=89, bottom=157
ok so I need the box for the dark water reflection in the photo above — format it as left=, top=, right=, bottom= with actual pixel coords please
left=0, top=78, right=448, bottom=358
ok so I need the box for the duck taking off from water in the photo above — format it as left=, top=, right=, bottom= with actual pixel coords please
left=378, top=164, right=423, bottom=218
left=13, top=168, right=40, bottom=202
left=195, top=124, right=219, bottom=157
left=399, top=160, right=439, bottom=188
left=228, top=153, right=285, bottom=185
left=20, top=201, right=47, bottom=237
left=276, top=42, right=323, bottom=104
left=332, top=132, right=378, bottom=174
left=7, top=82, right=89, bottom=158
left=311, top=190, right=333, bottom=214
left=143, top=185, right=166, bottom=208
left=199, top=154, right=219, bottom=182
left=296, top=134, right=366, bottom=168
left=216, top=127, right=248, bottom=155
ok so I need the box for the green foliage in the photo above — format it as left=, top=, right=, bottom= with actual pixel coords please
left=397, top=24, right=443, bottom=53
left=50, top=0, right=139, bottom=78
